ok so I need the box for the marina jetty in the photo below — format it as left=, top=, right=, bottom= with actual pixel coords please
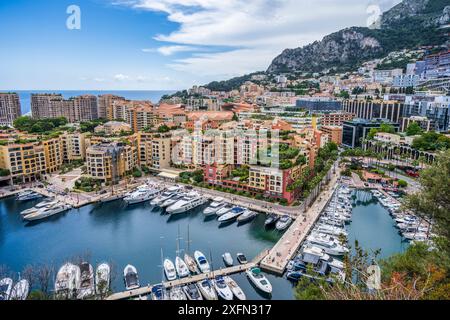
left=106, top=250, right=269, bottom=300
left=260, top=167, right=341, bottom=275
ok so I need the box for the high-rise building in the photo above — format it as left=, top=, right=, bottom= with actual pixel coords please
left=0, top=93, right=21, bottom=126
left=98, top=94, right=125, bottom=120
left=342, top=99, right=405, bottom=124
left=31, top=93, right=98, bottom=123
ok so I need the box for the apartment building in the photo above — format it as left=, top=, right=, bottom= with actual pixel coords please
left=98, top=94, right=125, bottom=120
left=343, top=99, right=405, bottom=124
left=138, top=132, right=172, bottom=171
left=42, top=138, right=64, bottom=174
left=94, top=121, right=132, bottom=136
left=320, top=126, right=343, bottom=145
left=86, top=142, right=138, bottom=184
left=0, top=93, right=22, bottom=126
left=321, top=112, right=354, bottom=126
left=61, top=132, right=87, bottom=162
left=31, top=94, right=98, bottom=123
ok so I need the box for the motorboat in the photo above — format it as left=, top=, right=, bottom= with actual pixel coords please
left=20, top=199, right=58, bottom=217
left=95, top=263, right=111, bottom=296
left=264, top=214, right=279, bottom=227
left=197, top=279, right=218, bottom=300
left=161, top=194, right=185, bottom=208
left=151, top=186, right=181, bottom=206
left=124, top=186, right=160, bottom=205
left=10, top=279, right=29, bottom=300
left=151, top=284, right=168, bottom=300
left=275, top=215, right=293, bottom=231
left=313, top=224, right=348, bottom=237
left=213, top=276, right=233, bottom=300
left=203, top=197, right=225, bottom=216
left=236, top=253, right=248, bottom=264
left=124, top=265, right=140, bottom=291
left=182, top=283, right=203, bottom=300
left=175, top=256, right=190, bottom=278
left=306, top=233, right=349, bottom=256
left=217, top=207, right=245, bottom=222
left=77, top=262, right=95, bottom=299
left=302, top=245, right=344, bottom=270
left=224, top=276, right=246, bottom=300
left=169, top=286, right=187, bottom=300
left=194, top=251, right=211, bottom=273
left=216, top=204, right=233, bottom=217
left=17, top=191, right=43, bottom=201
left=237, top=210, right=258, bottom=223
left=184, top=253, right=200, bottom=275
left=167, top=192, right=208, bottom=215
left=55, top=263, right=81, bottom=299
left=403, top=232, right=429, bottom=241
left=222, top=252, right=233, bottom=267
left=0, top=278, right=13, bottom=301
left=246, top=268, right=272, bottom=294
left=164, top=259, right=177, bottom=281
left=24, top=203, right=71, bottom=221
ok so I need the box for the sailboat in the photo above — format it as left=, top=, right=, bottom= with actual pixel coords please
left=184, top=225, right=200, bottom=275
left=175, top=226, right=190, bottom=278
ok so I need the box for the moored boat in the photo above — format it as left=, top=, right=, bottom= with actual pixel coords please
left=169, top=286, right=187, bottom=300
left=222, top=252, right=233, bottom=267
left=164, top=259, right=177, bottom=281
left=216, top=204, right=233, bottom=217
left=182, top=283, right=203, bottom=300
left=213, top=276, right=233, bottom=301
left=217, top=207, right=245, bottom=223
left=237, top=210, right=258, bottom=223
left=224, top=276, right=246, bottom=300
left=175, top=256, right=190, bottom=278
left=54, top=263, right=81, bottom=299
left=124, top=265, right=140, bottom=291
left=0, top=278, right=13, bottom=301
left=10, top=279, right=29, bottom=300
left=95, top=263, right=111, bottom=296
left=275, top=215, right=293, bottom=231
left=194, top=251, right=211, bottom=273
left=184, top=253, right=200, bottom=275
left=77, top=262, right=95, bottom=299
left=197, top=279, right=218, bottom=300
left=203, top=197, right=225, bottom=216
left=246, top=267, right=272, bottom=294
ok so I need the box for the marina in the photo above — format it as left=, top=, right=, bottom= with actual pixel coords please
left=0, top=173, right=413, bottom=300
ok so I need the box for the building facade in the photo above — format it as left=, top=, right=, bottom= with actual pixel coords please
left=342, top=119, right=400, bottom=149
left=0, top=93, right=21, bottom=127
left=343, top=99, right=405, bottom=124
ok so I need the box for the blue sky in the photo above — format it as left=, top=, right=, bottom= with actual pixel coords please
left=0, top=0, right=401, bottom=90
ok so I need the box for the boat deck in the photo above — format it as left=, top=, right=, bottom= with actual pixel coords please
left=106, top=250, right=269, bottom=300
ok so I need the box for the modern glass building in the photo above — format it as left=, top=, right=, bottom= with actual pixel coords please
left=342, top=119, right=400, bottom=149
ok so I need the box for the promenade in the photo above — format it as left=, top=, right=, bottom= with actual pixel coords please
left=260, top=169, right=341, bottom=274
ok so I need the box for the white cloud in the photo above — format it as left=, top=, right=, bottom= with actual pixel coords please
left=119, top=0, right=402, bottom=79
left=114, top=74, right=131, bottom=81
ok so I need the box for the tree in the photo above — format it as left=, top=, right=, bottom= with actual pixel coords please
left=406, top=122, right=423, bottom=136
left=403, top=149, right=450, bottom=253
left=397, top=179, right=408, bottom=188
left=157, top=125, right=170, bottom=133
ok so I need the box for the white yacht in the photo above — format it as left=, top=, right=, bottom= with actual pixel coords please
left=194, top=251, right=211, bottom=273
left=20, top=200, right=58, bottom=217
left=203, top=197, right=225, bottom=216
left=10, top=279, right=29, bottom=300
left=302, top=245, right=344, bottom=270
left=314, top=224, right=348, bottom=237
left=24, top=203, right=71, bottom=222
left=237, top=210, right=258, bottom=223
left=197, top=279, right=218, bottom=300
left=222, top=252, right=233, bottom=267
left=183, top=283, right=203, bottom=300
left=124, top=186, right=159, bottom=205
left=275, top=215, right=293, bottom=231
left=77, top=262, right=95, bottom=300
left=216, top=204, right=233, bottom=217
left=0, top=278, right=13, bottom=301
left=164, top=259, right=177, bottom=281
left=167, top=192, right=208, bottom=215
left=151, top=186, right=182, bottom=206
left=55, top=263, right=81, bottom=299
left=124, top=265, right=140, bottom=291
left=306, top=232, right=349, bottom=256
left=217, top=207, right=245, bottom=222
left=184, top=253, right=200, bottom=275
left=161, top=194, right=185, bottom=208
left=175, top=256, right=190, bottom=278
left=224, top=276, right=246, bottom=300
left=95, top=263, right=111, bottom=296
left=169, top=286, right=187, bottom=300
left=17, top=191, right=43, bottom=201
left=213, top=276, right=234, bottom=300
left=246, top=267, right=272, bottom=294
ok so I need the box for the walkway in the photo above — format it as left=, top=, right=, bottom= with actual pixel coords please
left=260, top=169, right=341, bottom=275
left=106, top=250, right=269, bottom=300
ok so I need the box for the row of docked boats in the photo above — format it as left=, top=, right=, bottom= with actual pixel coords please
left=16, top=190, right=43, bottom=202
left=286, top=185, right=353, bottom=283
left=19, top=198, right=72, bottom=222
left=54, top=262, right=110, bottom=299
left=264, top=214, right=293, bottom=231
left=0, top=277, right=29, bottom=300
left=371, top=190, right=434, bottom=243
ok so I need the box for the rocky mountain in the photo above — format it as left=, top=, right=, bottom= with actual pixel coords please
left=267, top=0, right=449, bottom=74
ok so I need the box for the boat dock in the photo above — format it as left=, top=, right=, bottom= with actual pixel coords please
left=106, top=250, right=269, bottom=300
left=260, top=170, right=341, bottom=275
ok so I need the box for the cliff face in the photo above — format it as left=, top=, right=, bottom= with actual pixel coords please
left=267, top=0, right=450, bottom=74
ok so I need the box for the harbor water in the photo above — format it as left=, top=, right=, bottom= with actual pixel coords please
left=0, top=188, right=408, bottom=299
